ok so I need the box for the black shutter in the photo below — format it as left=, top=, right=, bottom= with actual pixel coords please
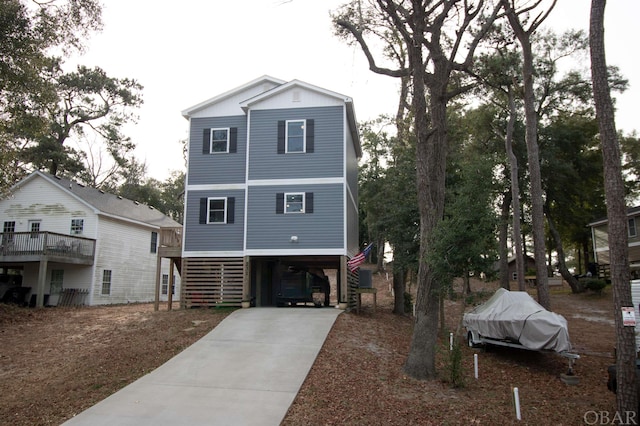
left=199, top=198, right=207, bottom=224
left=277, top=121, right=285, bottom=154
left=229, top=128, right=237, bottom=153
left=306, top=119, right=314, bottom=153
left=305, top=192, right=314, bottom=213
left=227, top=197, right=235, bottom=223
left=203, top=129, right=210, bottom=154
left=276, top=193, right=284, bottom=214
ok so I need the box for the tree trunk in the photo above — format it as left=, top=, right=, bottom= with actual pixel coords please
left=546, top=206, right=584, bottom=293
left=505, top=87, right=526, bottom=291
left=498, top=190, right=511, bottom=290
left=392, top=266, right=406, bottom=315
left=504, top=3, right=550, bottom=308
left=590, top=0, right=637, bottom=413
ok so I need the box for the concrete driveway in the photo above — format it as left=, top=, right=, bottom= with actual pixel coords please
left=63, top=307, right=341, bottom=426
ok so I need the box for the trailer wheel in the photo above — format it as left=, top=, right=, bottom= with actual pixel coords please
left=467, top=331, right=480, bottom=348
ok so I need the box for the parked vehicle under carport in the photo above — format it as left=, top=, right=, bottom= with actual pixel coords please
left=276, top=267, right=330, bottom=307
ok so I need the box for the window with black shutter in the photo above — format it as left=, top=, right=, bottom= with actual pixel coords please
left=202, top=128, right=237, bottom=154
left=277, top=119, right=314, bottom=154
left=199, top=197, right=235, bottom=224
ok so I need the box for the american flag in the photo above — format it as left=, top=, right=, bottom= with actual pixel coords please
left=348, top=244, right=373, bottom=273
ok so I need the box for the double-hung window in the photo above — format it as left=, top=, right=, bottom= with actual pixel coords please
left=102, top=270, right=112, bottom=295
left=3, top=221, right=15, bottom=243
left=150, top=231, right=158, bottom=253
left=70, top=219, right=84, bottom=235
left=276, top=192, right=314, bottom=214
left=277, top=119, right=314, bottom=154
left=199, top=197, right=235, bottom=224
left=630, top=217, right=638, bottom=238
left=29, top=220, right=41, bottom=238
left=203, top=127, right=237, bottom=154
left=211, top=128, right=229, bottom=153
left=208, top=198, right=226, bottom=223
left=285, top=193, right=305, bottom=213
left=286, top=120, right=305, bottom=153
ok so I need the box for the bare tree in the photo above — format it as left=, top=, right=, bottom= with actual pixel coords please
left=334, top=0, right=501, bottom=380
left=590, top=0, right=637, bottom=414
left=501, top=0, right=555, bottom=308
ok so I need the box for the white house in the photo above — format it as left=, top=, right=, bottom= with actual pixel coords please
left=0, top=171, right=182, bottom=307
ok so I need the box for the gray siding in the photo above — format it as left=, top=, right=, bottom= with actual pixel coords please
left=346, top=127, right=360, bottom=253
left=246, top=184, right=344, bottom=250
left=188, top=116, right=247, bottom=185
left=248, top=106, right=344, bottom=180
left=184, top=189, right=245, bottom=252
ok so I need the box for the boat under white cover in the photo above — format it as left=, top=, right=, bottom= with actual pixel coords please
left=463, top=288, right=572, bottom=353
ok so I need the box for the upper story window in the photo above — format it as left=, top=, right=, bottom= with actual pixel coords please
left=199, top=197, right=235, bottom=224
left=286, top=120, right=305, bottom=153
left=276, top=192, right=314, bottom=214
left=70, top=219, right=84, bottom=235
left=3, top=221, right=15, bottom=242
left=29, top=220, right=41, bottom=238
left=285, top=193, right=305, bottom=213
left=277, top=119, right=314, bottom=154
left=630, top=217, right=637, bottom=238
left=151, top=231, right=158, bottom=253
left=211, top=128, right=229, bottom=153
left=203, top=127, right=237, bottom=154
left=3, top=221, right=15, bottom=234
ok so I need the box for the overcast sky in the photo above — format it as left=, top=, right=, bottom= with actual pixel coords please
left=70, top=0, right=640, bottom=181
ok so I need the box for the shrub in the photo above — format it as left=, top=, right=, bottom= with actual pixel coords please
left=582, top=278, right=607, bottom=295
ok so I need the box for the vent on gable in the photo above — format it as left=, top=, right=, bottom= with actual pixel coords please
left=292, top=90, right=301, bottom=102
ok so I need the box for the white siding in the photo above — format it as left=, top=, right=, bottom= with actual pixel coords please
left=248, top=89, right=344, bottom=111
left=91, top=217, right=161, bottom=305
left=1, top=175, right=98, bottom=238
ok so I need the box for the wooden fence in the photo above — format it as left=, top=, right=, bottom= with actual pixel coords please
left=181, top=257, right=244, bottom=308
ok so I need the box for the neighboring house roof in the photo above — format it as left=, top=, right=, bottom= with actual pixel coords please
left=12, top=171, right=181, bottom=229
left=587, top=205, right=640, bottom=227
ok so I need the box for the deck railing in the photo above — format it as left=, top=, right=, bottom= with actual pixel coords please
left=0, top=231, right=96, bottom=260
left=160, top=227, right=182, bottom=248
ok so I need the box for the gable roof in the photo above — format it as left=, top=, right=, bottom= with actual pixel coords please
left=240, top=79, right=360, bottom=156
left=182, top=76, right=361, bottom=157
left=181, top=75, right=286, bottom=119
left=13, top=171, right=181, bottom=229
left=587, top=205, right=640, bottom=227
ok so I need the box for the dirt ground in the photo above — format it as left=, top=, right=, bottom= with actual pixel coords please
left=0, top=269, right=620, bottom=426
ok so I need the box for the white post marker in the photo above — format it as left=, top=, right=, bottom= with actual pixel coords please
left=450, top=332, right=453, bottom=351
left=513, top=387, right=522, bottom=421
left=474, top=353, right=478, bottom=379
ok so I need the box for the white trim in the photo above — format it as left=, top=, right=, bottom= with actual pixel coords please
left=284, top=192, right=305, bottom=214
left=244, top=109, right=252, bottom=252
left=240, top=79, right=351, bottom=110
left=97, top=212, right=161, bottom=231
left=183, top=250, right=245, bottom=258
left=209, top=127, right=230, bottom=154
left=285, top=119, right=306, bottom=153
left=245, top=248, right=346, bottom=256
left=186, top=183, right=247, bottom=191
left=206, top=197, right=228, bottom=224
left=248, top=177, right=343, bottom=186
left=343, top=104, right=348, bottom=252
left=182, top=75, right=286, bottom=118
